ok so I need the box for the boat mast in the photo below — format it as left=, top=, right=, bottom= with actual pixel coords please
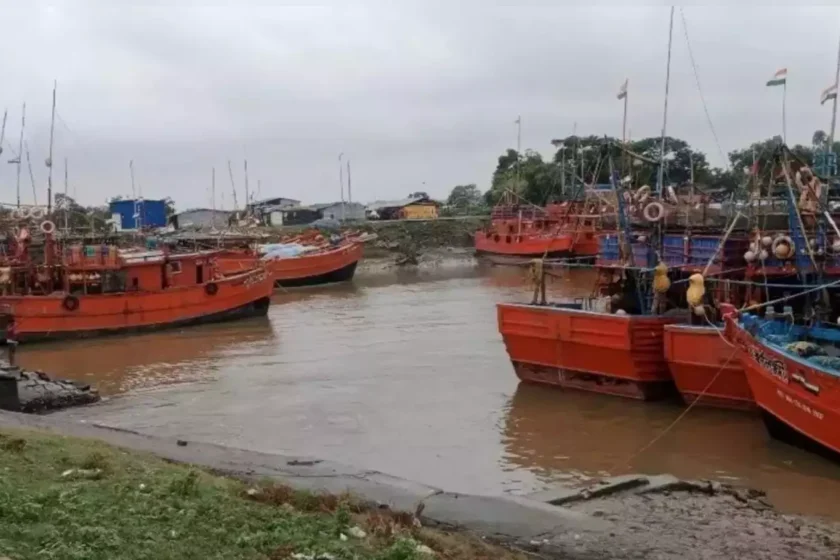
left=657, top=7, right=675, bottom=199
left=244, top=159, right=250, bottom=209
left=227, top=160, right=238, bottom=211
left=0, top=110, right=7, bottom=159
left=15, top=103, right=25, bottom=208
left=829, top=33, right=840, bottom=149
left=47, top=81, right=56, bottom=215
left=64, top=157, right=69, bottom=233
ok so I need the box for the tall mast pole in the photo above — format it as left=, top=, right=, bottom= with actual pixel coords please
left=347, top=160, right=352, bottom=204
left=15, top=103, right=25, bottom=208
left=64, top=158, right=69, bottom=233
left=212, top=167, right=216, bottom=214
left=243, top=159, right=250, bottom=209
left=656, top=7, right=675, bottom=197
left=829, top=34, right=840, bottom=147
left=47, top=81, right=56, bottom=214
left=338, top=153, right=345, bottom=221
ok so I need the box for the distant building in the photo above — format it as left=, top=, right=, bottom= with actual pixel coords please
left=366, top=195, right=440, bottom=220
left=109, top=199, right=167, bottom=231
left=269, top=202, right=365, bottom=226
left=169, top=208, right=234, bottom=230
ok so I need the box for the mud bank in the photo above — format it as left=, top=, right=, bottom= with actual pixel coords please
left=2, top=410, right=837, bottom=560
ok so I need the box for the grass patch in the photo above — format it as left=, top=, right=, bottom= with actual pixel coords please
left=0, top=427, right=527, bottom=560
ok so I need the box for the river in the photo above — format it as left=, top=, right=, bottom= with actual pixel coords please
left=22, top=261, right=840, bottom=520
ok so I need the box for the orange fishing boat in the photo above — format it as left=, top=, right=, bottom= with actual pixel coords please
left=475, top=202, right=599, bottom=261
left=0, top=245, right=273, bottom=343
left=664, top=324, right=754, bottom=410
left=498, top=302, right=680, bottom=400
left=217, top=240, right=362, bottom=287
left=726, top=311, right=840, bottom=456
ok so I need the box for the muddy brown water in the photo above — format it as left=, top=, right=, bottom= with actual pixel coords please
left=20, top=262, right=840, bottom=520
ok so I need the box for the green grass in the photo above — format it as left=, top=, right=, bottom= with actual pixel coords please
left=0, top=428, right=525, bottom=560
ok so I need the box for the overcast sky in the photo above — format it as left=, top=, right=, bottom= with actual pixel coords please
left=2, top=2, right=840, bottom=210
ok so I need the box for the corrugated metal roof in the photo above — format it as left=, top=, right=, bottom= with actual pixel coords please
left=365, top=196, right=428, bottom=211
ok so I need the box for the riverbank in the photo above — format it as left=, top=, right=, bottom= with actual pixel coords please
left=0, top=418, right=529, bottom=560
left=2, top=410, right=839, bottom=560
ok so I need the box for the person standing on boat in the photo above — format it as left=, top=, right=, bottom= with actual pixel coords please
left=5, top=318, right=18, bottom=367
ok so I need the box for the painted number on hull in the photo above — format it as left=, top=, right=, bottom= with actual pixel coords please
left=776, top=389, right=825, bottom=420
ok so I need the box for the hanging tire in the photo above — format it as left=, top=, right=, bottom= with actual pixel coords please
left=40, top=220, right=56, bottom=235
left=30, top=207, right=46, bottom=220
left=62, top=295, right=79, bottom=311
left=19, top=207, right=31, bottom=220
left=204, top=282, right=219, bottom=296
left=643, top=201, right=665, bottom=222
left=10, top=209, right=22, bottom=220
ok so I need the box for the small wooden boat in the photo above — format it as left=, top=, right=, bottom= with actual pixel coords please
left=217, top=241, right=362, bottom=287
left=664, top=324, right=754, bottom=410
left=498, top=301, right=680, bottom=400
left=726, top=311, right=840, bottom=455
left=0, top=249, right=273, bottom=343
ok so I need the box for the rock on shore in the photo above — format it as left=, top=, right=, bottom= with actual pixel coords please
left=0, top=367, right=100, bottom=413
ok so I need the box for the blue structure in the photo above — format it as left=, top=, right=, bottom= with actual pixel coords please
left=108, top=199, right=167, bottom=231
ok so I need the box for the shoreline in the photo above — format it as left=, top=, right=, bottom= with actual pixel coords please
left=4, top=409, right=838, bottom=560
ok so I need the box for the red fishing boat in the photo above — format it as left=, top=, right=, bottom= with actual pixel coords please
left=726, top=311, right=840, bottom=456
left=664, top=324, right=754, bottom=410
left=475, top=202, right=599, bottom=261
left=498, top=301, right=680, bottom=400
left=0, top=246, right=273, bottom=343
left=217, top=240, right=362, bottom=287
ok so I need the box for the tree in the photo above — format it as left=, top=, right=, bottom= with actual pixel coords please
left=446, top=184, right=482, bottom=209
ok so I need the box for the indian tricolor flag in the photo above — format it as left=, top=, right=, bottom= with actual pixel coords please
left=766, top=68, right=787, bottom=87
left=617, top=79, right=628, bottom=100
left=821, top=83, right=838, bottom=105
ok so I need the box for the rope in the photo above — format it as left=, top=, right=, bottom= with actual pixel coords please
left=613, top=345, right=738, bottom=472
left=741, top=276, right=840, bottom=312
left=679, top=8, right=727, bottom=169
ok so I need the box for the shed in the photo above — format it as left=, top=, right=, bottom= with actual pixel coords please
left=109, top=199, right=167, bottom=231
left=366, top=195, right=440, bottom=220
left=268, top=202, right=366, bottom=226
left=169, top=208, right=234, bottom=230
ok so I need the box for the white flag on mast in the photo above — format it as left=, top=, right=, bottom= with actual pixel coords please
left=617, top=79, right=628, bottom=100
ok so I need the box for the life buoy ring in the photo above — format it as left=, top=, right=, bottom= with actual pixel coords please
left=204, top=282, right=219, bottom=296
left=30, top=207, right=46, bottom=220
left=633, top=185, right=652, bottom=202
left=643, top=201, right=665, bottom=222
left=40, top=220, right=56, bottom=235
left=10, top=209, right=22, bottom=220
left=62, top=295, right=79, bottom=311
left=18, top=207, right=31, bottom=220
left=771, top=235, right=795, bottom=260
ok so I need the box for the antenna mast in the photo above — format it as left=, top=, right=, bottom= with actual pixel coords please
left=14, top=103, right=25, bottom=208
left=64, top=158, right=69, bottom=233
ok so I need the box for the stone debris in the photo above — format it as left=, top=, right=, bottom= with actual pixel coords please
left=0, top=366, right=99, bottom=413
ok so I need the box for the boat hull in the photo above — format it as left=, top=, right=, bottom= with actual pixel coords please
left=1, top=269, right=274, bottom=343
left=498, top=303, right=680, bottom=400
left=474, top=233, right=574, bottom=257
left=218, top=243, right=361, bottom=287
left=664, top=324, right=755, bottom=410
left=728, top=319, right=840, bottom=455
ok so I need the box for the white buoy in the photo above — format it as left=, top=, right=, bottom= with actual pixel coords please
left=761, top=236, right=772, bottom=247
left=836, top=316, right=840, bottom=326
left=744, top=250, right=756, bottom=262
left=759, top=249, right=769, bottom=261
left=833, top=240, right=840, bottom=253
left=693, top=305, right=706, bottom=316
left=637, top=235, right=647, bottom=243
left=615, top=309, right=627, bottom=315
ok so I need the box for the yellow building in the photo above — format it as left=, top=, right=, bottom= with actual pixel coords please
left=401, top=203, right=439, bottom=220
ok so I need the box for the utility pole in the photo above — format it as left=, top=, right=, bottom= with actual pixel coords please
left=47, top=81, right=56, bottom=215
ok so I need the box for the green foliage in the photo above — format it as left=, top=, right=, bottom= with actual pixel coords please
left=0, top=427, right=432, bottom=560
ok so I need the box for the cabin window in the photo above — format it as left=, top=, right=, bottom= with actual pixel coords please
left=131, top=277, right=139, bottom=291
left=103, top=271, right=127, bottom=294
left=196, top=264, right=204, bottom=285
left=169, top=261, right=182, bottom=274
